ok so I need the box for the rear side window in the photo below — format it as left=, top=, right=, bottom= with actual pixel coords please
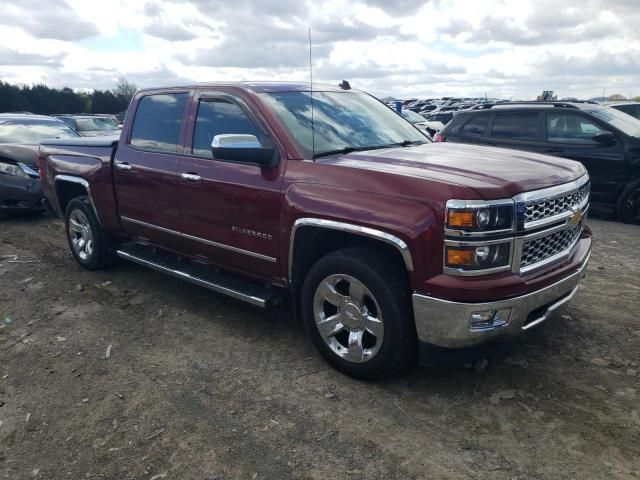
left=130, top=93, right=188, bottom=153
left=491, top=112, right=539, bottom=140
left=192, top=99, right=262, bottom=157
left=546, top=113, right=604, bottom=144
left=461, top=115, right=489, bottom=136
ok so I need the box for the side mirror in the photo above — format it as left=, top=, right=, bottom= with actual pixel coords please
left=211, top=134, right=278, bottom=168
left=592, top=131, right=616, bottom=145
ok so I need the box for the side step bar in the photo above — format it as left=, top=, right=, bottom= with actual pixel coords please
left=116, top=243, right=283, bottom=308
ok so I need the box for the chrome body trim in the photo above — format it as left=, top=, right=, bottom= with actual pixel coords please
left=513, top=174, right=590, bottom=205
left=522, top=195, right=588, bottom=231
left=288, top=218, right=415, bottom=281
left=120, top=216, right=277, bottom=263
left=180, top=173, right=201, bottom=182
left=446, top=198, right=516, bottom=209
left=116, top=249, right=271, bottom=307
left=513, top=221, right=583, bottom=274
left=413, top=250, right=590, bottom=348
left=53, top=174, right=102, bottom=225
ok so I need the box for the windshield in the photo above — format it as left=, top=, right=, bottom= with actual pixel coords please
left=261, top=91, right=427, bottom=158
left=0, top=119, right=79, bottom=144
left=75, top=117, right=119, bottom=131
left=401, top=109, right=426, bottom=124
left=586, top=107, right=640, bottom=138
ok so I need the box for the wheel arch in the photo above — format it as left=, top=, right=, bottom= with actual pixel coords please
left=54, top=175, right=102, bottom=225
left=288, top=219, right=414, bottom=310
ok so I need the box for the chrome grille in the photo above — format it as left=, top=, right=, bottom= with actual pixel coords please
left=520, top=223, right=582, bottom=269
left=524, top=183, right=589, bottom=224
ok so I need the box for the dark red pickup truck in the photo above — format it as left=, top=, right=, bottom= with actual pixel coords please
left=38, top=82, right=592, bottom=379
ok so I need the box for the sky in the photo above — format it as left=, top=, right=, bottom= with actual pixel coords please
left=0, top=0, right=638, bottom=99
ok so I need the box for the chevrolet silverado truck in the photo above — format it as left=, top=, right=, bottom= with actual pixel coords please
left=38, top=82, right=592, bottom=379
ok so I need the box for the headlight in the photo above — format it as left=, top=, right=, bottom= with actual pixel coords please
left=444, top=198, right=515, bottom=276
left=446, top=199, right=514, bottom=233
left=444, top=241, right=512, bottom=273
left=0, top=161, right=29, bottom=177
left=0, top=162, right=37, bottom=178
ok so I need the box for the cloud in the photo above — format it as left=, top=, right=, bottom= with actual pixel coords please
left=537, top=50, right=640, bottom=77
left=0, top=0, right=638, bottom=100
left=144, top=22, right=199, bottom=41
left=0, top=0, right=99, bottom=41
left=363, top=0, right=431, bottom=15
left=0, top=49, right=65, bottom=68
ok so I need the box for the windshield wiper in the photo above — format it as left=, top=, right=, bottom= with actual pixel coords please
left=312, top=141, right=425, bottom=159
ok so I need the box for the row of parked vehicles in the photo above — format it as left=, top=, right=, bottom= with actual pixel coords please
left=0, top=113, right=121, bottom=210
left=1, top=83, right=639, bottom=378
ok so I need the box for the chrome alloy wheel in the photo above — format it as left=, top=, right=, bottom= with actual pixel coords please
left=312, top=274, right=384, bottom=363
left=68, top=209, right=94, bottom=261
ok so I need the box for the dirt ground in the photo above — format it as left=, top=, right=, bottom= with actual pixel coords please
left=0, top=213, right=638, bottom=480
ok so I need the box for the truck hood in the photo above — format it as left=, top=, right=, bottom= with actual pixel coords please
left=320, top=142, right=586, bottom=199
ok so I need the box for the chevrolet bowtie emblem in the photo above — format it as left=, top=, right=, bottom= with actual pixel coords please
left=568, top=206, right=582, bottom=226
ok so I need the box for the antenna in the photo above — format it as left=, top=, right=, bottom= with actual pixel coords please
left=308, top=28, right=315, bottom=160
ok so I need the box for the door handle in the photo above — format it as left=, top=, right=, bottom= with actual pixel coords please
left=545, top=148, right=563, bottom=154
left=180, top=172, right=201, bottom=182
left=115, top=161, right=132, bottom=171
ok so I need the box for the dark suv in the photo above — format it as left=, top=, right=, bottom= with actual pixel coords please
left=436, top=102, right=640, bottom=223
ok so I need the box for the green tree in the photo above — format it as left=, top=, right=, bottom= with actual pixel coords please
left=114, top=78, right=138, bottom=102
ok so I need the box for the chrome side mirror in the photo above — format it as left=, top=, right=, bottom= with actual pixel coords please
left=210, top=134, right=278, bottom=168
left=211, top=134, right=262, bottom=149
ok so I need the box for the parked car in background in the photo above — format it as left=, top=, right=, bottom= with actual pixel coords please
left=399, top=109, right=440, bottom=138
left=607, top=101, right=640, bottom=120
left=53, top=114, right=121, bottom=137
left=436, top=102, right=640, bottom=223
left=0, top=114, right=79, bottom=212
left=39, top=82, right=591, bottom=379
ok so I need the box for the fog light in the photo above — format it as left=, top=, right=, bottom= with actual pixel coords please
left=469, top=308, right=511, bottom=331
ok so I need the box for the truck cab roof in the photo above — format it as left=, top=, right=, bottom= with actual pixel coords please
left=136, top=81, right=357, bottom=94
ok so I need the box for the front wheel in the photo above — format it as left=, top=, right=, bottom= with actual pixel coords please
left=617, top=180, right=640, bottom=224
left=65, top=196, right=115, bottom=270
left=301, top=247, right=416, bottom=380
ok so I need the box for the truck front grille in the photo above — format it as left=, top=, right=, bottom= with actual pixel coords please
left=520, top=222, right=582, bottom=269
left=524, top=182, right=589, bottom=225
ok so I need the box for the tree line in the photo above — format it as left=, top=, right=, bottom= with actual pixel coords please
left=0, top=78, right=138, bottom=115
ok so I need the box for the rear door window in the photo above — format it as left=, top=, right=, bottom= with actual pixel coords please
left=461, top=115, right=489, bottom=136
left=129, top=93, right=188, bottom=153
left=490, top=112, right=539, bottom=140
left=546, top=113, right=604, bottom=144
left=192, top=99, right=262, bottom=157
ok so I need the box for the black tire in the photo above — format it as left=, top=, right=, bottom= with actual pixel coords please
left=301, top=246, right=416, bottom=380
left=617, top=179, right=640, bottom=224
left=64, top=196, right=115, bottom=270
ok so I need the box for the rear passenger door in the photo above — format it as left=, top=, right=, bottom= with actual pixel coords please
left=486, top=111, right=547, bottom=155
left=177, top=90, right=286, bottom=280
left=542, top=111, right=625, bottom=204
left=114, top=91, right=190, bottom=250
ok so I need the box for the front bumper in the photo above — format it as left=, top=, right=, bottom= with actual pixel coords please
left=0, top=176, right=44, bottom=211
left=412, top=249, right=590, bottom=349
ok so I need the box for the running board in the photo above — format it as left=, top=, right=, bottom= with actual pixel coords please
left=116, top=243, right=283, bottom=308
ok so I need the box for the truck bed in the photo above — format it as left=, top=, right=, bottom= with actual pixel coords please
left=39, top=135, right=121, bottom=231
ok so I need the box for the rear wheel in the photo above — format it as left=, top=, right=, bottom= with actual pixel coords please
left=301, top=247, right=416, bottom=380
left=617, top=180, right=640, bottom=224
left=65, top=196, right=115, bottom=270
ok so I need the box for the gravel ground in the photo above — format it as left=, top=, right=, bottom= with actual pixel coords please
left=0, top=213, right=639, bottom=480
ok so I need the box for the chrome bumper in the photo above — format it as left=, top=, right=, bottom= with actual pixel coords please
left=412, top=252, right=590, bottom=348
